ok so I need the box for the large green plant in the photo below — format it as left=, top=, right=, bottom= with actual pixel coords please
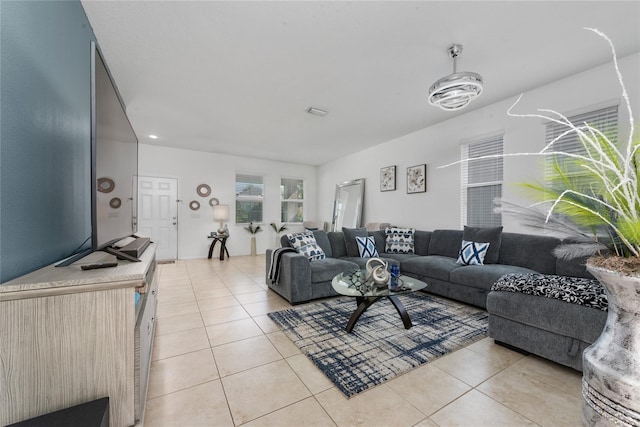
left=507, top=28, right=640, bottom=260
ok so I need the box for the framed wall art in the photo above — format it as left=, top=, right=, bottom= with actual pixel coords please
left=196, top=183, right=211, bottom=197
left=407, top=164, right=426, bottom=193
left=380, top=165, right=396, bottom=191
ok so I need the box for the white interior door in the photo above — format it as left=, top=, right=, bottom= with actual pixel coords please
left=138, top=176, right=178, bottom=261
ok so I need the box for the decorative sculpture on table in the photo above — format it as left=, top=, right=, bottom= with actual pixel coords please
left=365, top=258, right=390, bottom=287
left=344, top=258, right=392, bottom=295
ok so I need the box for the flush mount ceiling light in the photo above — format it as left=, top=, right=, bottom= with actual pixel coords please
left=428, top=44, right=483, bottom=111
left=148, top=134, right=158, bottom=139
left=306, top=107, right=328, bottom=117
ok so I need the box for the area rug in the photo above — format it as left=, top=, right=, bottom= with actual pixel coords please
left=268, top=292, right=488, bottom=397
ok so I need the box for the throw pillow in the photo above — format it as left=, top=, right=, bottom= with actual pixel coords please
left=463, top=226, right=503, bottom=264
left=457, top=240, right=490, bottom=265
left=286, top=231, right=326, bottom=261
left=385, top=227, right=415, bottom=254
left=356, top=236, right=379, bottom=258
left=342, top=227, right=369, bottom=257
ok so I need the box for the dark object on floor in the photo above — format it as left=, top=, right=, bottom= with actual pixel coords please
left=7, top=397, right=109, bottom=427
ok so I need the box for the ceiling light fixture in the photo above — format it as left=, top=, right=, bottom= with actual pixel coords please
left=428, top=44, right=483, bottom=111
left=148, top=134, right=158, bottom=139
left=306, top=107, right=328, bottom=117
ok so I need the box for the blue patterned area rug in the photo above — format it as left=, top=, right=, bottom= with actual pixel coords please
left=268, top=292, right=488, bottom=398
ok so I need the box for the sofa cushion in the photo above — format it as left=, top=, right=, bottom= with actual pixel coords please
left=428, top=230, right=463, bottom=258
left=309, top=258, right=359, bottom=283
left=401, top=255, right=460, bottom=281
left=463, top=226, right=503, bottom=264
left=312, top=230, right=332, bottom=258
left=385, top=227, right=415, bottom=253
left=356, top=236, right=379, bottom=258
left=381, top=253, right=420, bottom=264
left=457, top=240, right=490, bottom=265
left=369, top=230, right=386, bottom=254
left=280, top=234, right=292, bottom=248
left=498, top=233, right=560, bottom=274
left=413, top=230, right=432, bottom=255
left=343, top=227, right=369, bottom=257
left=341, top=256, right=400, bottom=271
left=328, top=231, right=348, bottom=258
left=287, top=231, right=326, bottom=261
left=449, top=264, right=538, bottom=290
left=555, top=237, right=594, bottom=279
left=556, top=256, right=593, bottom=279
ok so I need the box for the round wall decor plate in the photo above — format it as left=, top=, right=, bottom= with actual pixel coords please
left=109, top=197, right=122, bottom=209
left=197, top=184, right=211, bottom=197
left=189, top=200, right=200, bottom=211
left=209, top=197, right=219, bottom=206
left=97, top=177, right=115, bottom=193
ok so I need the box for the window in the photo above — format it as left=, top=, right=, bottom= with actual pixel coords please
left=461, top=135, right=504, bottom=227
left=280, top=178, right=304, bottom=223
left=235, top=174, right=263, bottom=223
left=544, top=105, right=618, bottom=187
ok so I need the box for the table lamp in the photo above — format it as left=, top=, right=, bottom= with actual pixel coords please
left=213, top=204, right=229, bottom=235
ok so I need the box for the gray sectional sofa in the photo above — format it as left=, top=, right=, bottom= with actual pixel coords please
left=266, top=228, right=607, bottom=371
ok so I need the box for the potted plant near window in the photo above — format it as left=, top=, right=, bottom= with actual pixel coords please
left=244, top=222, right=262, bottom=256
left=270, top=222, right=287, bottom=248
left=500, top=28, right=639, bottom=426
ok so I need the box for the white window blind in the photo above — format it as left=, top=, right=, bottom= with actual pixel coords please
left=544, top=105, right=619, bottom=184
left=281, top=178, right=304, bottom=223
left=461, top=135, right=503, bottom=227
left=235, top=173, right=264, bottom=223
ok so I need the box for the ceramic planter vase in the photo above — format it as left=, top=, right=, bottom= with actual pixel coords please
left=250, top=236, right=257, bottom=256
left=583, top=264, right=640, bottom=426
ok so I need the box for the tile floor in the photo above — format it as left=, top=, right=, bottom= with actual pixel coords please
left=143, top=256, right=584, bottom=427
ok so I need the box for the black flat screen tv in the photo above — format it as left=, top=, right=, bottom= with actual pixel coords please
left=91, top=42, right=138, bottom=253
left=56, top=42, right=139, bottom=267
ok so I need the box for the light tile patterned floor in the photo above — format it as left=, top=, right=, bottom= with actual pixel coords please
left=143, top=256, right=583, bottom=427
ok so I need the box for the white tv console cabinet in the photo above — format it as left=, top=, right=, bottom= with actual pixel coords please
left=0, top=243, right=158, bottom=427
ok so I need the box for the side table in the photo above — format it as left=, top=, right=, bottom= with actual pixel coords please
left=208, top=234, right=230, bottom=260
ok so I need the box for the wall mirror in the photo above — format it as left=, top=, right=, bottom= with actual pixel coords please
left=331, top=178, right=365, bottom=231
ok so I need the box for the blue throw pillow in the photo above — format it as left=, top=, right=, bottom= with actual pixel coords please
left=356, top=236, right=379, bottom=258
left=457, top=240, right=490, bottom=265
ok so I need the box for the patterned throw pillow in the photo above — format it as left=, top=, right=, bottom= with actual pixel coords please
left=356, top=236, right=379, bottom=258
left=457, top=240, right=490, bottom=265
left=385, top=227, right=415, bottom=254
left=287, top=231, right=326, bottom=261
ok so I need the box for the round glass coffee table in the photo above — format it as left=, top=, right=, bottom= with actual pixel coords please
left=331, top=271, right=428, bottom=333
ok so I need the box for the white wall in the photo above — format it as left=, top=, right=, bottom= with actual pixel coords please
left=138, top=145, right=317, bottom=258
left=318, top=53, right=640, bottom=234
left=138, top=53, right=639, bottom=260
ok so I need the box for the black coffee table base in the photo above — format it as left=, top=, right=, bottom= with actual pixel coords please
left=346, top=295, right=412, bottom=333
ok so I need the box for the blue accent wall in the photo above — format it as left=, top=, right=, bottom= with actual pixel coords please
left=1, top=1, right=96, bottom=282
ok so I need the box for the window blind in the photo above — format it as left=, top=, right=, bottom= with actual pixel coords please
left=461, top=135, right=503, bottom=227
left=544, top=105, right=619, bottom=181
